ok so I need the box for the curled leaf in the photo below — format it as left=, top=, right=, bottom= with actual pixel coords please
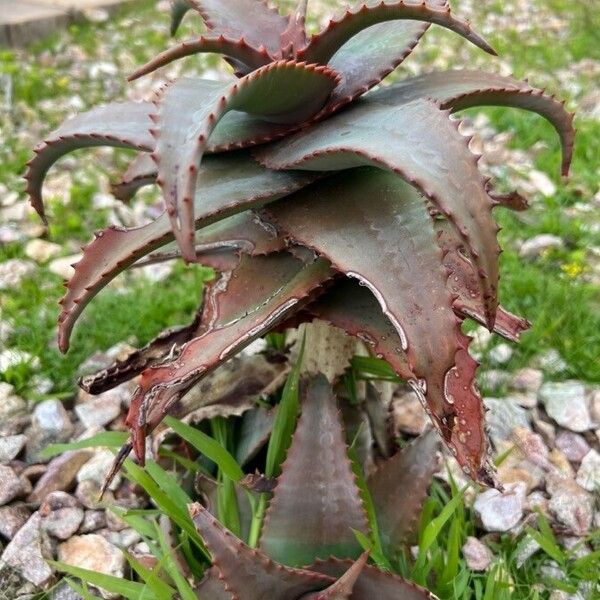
left=154, top=61, right=339, bottom=260
left=58, top=153, right=315, bottom=352
left=370, top=69, right=575, bottom=175
left=25, top=102, right=154, bottom=222
left=298, top=0, right=495, bottom=64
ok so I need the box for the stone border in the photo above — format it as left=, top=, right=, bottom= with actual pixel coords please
left=0, top=0, right=133, bottom=47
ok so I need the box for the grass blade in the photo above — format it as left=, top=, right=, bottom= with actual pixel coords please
left=51, top=561, right=148, bottom=600
left=41, top=431, right=128, bottom=458
left=164, top=416, right=244, bottom=482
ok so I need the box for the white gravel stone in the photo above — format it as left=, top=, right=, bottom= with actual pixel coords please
left=539, top=381, right=593, bottom=432
left=75, top=390, right=122, bottom=428
left=510, top=368, right=544, bottom=394
left=0, top=512, right=53, bottom=587
left=0, top=434, right=26, bottom=463
left=0, top=259, right=36, bottom=290
left=0, top=383, right=26, bottom=421
left=484, top=397, right=530, bottom=446
left=473, top=482, right=527, bottom=532
left=24, top=239, right=61, bottom=263
left=488, top=343, right=513, bottom=365
left=462, top=536, right=492, bottom=571
left=519, top=234, right=564, bottom=259
left=0, top=504, right=31, bottom=540
left=77, top=449, right=122, bottom=491
left=58, top=534, right=125, bottom=595
left=576, top=449, right=600, bottom=492
left=31, top=399, right=72, bottom=435
left=48, top=253, right=82, bottom=280
left=0, top=465, right=25, bottom=505
left=533, top=349, right=568, bottom=375
left=555, top=431, right=591, bottom=463
left=548, top=477, right=594, bottom=535
left=39, top=492, right=84, bottom=540
left=0, top=349, right=40, bottom=373
left=528, top=170, right=557, bottom=197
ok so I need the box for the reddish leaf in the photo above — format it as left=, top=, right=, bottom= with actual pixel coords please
left=255, top=99, right=500, bottom=328
left=126, top=253, right=333, bottom=463
left=366, top=429, right=440, bottom=551
left=297, top=0, right=495, bottom=64
left=169, top=0, right=191, bottom=35
left=188, top=0, right=289, bottom=56
left=79, top=311, right=204, bottom=394
left=25, top=102, right=154, bottom=222
left=309, top=558, right=437, bottom=600
left=262, top=169, right=492, bottom=483
left=435, top=220, right=530, bottom=342
left=111, top=153, right=157, bottom=202
left=260, top=374, right=369, bottom=567
left=57, top=153, right=315, bottom=352
left=302, top=279, right=413, bottom=382
left=189, top=503, right=335, bottom=598
left=489, top=188, right=529, bottom=212
left=280, top=0, right=309, bottom=57
left=370, top=69, right=575, bottom=175
left=301, top=553, right=370, bottom=600
left=325, top=18, right=434, bottom=110
left=128, top=34, right=272, bottom=81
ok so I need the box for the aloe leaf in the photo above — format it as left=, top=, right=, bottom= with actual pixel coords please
left=57, top=154, right=315, bottom=353
left=171, top=352, right=287, bottom=423
left=125, top=254, right=333, bottom=463
left=26, top=94, right=314, bottom=224
left=325, top=18, right=434, bottom=110
left=435, top=219, right=530, bottom=342
left=298, top=0, right=496, bottom=65
left=189, top=503, right=335, bottom=598
left=193, top=567, right=231, bottom=599
left=187, top=0, right=289, bottom=56
left=235, top=406, right=277, bottom=466
left=260, top=374, right=369, bottom=567
left=366, top=429, right=440, bottom=553
left=301, top=552, right=370, bottom=600
left=309, top=558, right=437, bottom=600
left=255, top=99, right=501, bottom=328
left=169, top=0, right=191, bottom=35
left=128, top=34, right=272, bottom=81
left=370, top=69, right=575, bottom=175
left=25, top=102, right=154, bottom=222
left=79, top=315, right=203, bottom=394
left=263, top=169, right=491, bottom=483
left=111, top=153, right=158, bottom=203
left=154, top=62, right=339, bottom=261
left=489, top=188, right=529, bottom=212
left=280, top=0, right=309, bottom=57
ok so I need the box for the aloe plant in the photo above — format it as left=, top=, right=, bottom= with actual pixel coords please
left=190, top=372, right=442, bottom=598
left=26, top=0, right=573, bottom=490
